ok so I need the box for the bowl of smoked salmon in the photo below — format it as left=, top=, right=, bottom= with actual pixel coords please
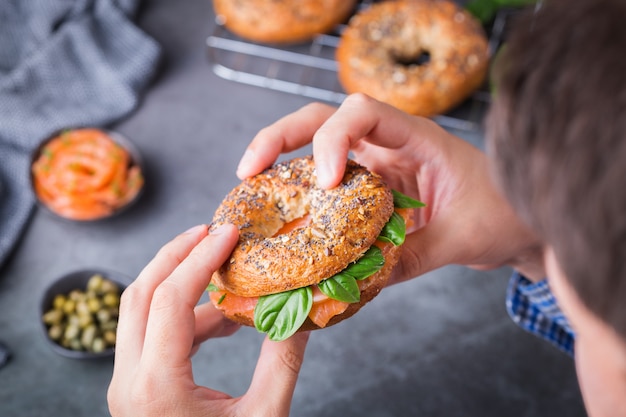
left=30, top=128, right=144, bottom=222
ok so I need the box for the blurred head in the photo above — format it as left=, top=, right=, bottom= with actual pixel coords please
left=485, top=0, right=626, bottom=415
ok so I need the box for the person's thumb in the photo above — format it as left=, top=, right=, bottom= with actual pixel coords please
left=240, top=332, right=310, bottom=416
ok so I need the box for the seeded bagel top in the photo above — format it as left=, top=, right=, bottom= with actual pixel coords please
left=211, top=156, right=394, bottom=297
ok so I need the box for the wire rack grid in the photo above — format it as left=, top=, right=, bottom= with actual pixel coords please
left=206, top=2, right=513, bottom=133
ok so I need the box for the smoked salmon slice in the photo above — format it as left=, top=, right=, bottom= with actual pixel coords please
left=308, top=285, right=350, bottom=328
left=31, top=128, right=143, bottom=220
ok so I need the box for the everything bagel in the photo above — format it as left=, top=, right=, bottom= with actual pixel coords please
left=213, top=0, right=358, bottom=44
left=209, top=156, right=423, bottom=341
left=336, top=0, right=490, bottom=117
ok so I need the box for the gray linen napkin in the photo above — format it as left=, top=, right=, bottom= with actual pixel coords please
left=0, top=0, right=161, bottom=268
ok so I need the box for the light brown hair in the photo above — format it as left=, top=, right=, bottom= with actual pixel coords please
left=487, top=0, right=626, bottom=338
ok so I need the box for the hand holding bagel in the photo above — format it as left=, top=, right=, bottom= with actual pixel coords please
left=237, top=93, right=546, bottom=283
left=107, top=224, right=309, bottom=417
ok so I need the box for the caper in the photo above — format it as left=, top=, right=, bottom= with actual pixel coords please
left=64, top=323, right=80, bottom=341
left=77, top=312, right=93, bottom=328
left=96, top=309, right=111, bottom=324
left=53, top=294, right=67, bottom=310
left=103, top=330, right=116, bottom=346
left=87, top=274, right=104, bottom=293
left=68, top=289, right=83, bottom=301
left=42, top=309, right=64, bottom=326
left=48, top=324, right=64, bottom=341
left=68, top=314, right=81, bottom=327
left=87, top=297, right=101, bottom=313
left=92, top=337, right=106, bottom=353
left=69, top=338, right=82, bottom=351
left=76, top=300, right=90, bottom=316
left=81, top=324, right=97, bottom=349
left=100, top=280, right=119, bottom=295
left=62, top=299, right=76, bottom=314
left=102, top=292, right=120, bottom=308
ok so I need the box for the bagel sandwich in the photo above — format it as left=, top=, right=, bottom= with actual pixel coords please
left=208, top=156, right=424, bottom=341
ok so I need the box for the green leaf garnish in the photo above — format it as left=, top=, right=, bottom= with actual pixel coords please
left=341, top=246, right=385, bottom=280
left=465, top=0, right=538, bottom=24
left=206, top=283, right=220, bottom=292
left=378, top=212, right=406, bottom=246
left=254, top=287, right=313, bottom=341
left=392, top=189, right=426, bottom=208
left=318, top=273, right=360, bottom=303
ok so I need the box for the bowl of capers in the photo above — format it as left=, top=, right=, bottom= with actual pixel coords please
left=40, top=269, right=132, bottom=359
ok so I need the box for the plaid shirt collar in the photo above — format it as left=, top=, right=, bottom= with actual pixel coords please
left=506, top=271, right=575, bottom=357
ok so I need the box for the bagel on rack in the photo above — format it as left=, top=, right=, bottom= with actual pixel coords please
left=208, top=156, right=421, bottom=341
left=213, top=0, right=358, bottom=44
left=336, top=0, right=490, bottom=117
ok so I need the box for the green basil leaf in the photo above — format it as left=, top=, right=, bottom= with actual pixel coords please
left=254, top=287, right=313, bottom=341
left=342, top=246, right=385, bottom=280
left=318, top=273, right=360, bottom=303
left=206, top=283, right=219, bottom=292
left=466, top=0, right=538, bottom=23
left=465, top=0, right=498, bottom=22
left=378, top=212, right=406, bottom=246
left=392, top=189, right=426, bottom=208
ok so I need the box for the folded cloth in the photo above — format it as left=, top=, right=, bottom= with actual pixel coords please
left=0, top=0, right=161, bottom=268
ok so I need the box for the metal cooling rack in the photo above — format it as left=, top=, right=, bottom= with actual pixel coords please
left=206, top=2, right=513, bottom=132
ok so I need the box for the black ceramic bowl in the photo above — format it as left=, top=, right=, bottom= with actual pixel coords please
left=30, top=128, right=145, bottom=222
left=39, top=268, right=133, bottom=359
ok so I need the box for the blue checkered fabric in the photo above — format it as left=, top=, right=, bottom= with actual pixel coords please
left=506, top=272, right=575, bottom=356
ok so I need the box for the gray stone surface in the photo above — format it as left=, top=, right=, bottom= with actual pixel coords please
left=0, top=0, right=586, bottom=416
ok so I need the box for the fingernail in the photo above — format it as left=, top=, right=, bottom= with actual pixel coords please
left=183, top=224, right=206, bottom=235
left=209, top=224, right=230, bottom=236
left=236, top=149, right=255, bottom=177
left=315, top=160, right=335, bottom=189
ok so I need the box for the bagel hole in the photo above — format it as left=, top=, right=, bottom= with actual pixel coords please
left=273, top=213, right=311, bottom=236
left=393, top=50, right=431, bottom=67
